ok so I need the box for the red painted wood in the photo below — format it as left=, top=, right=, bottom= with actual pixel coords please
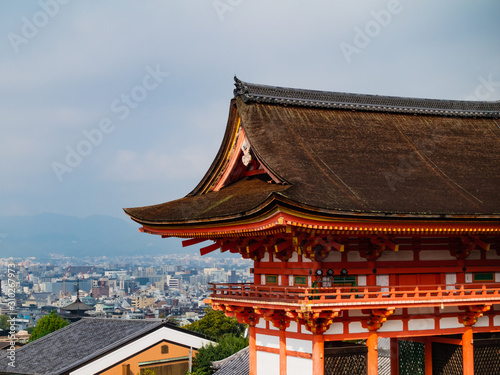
left=462, top=327, right=474, bottom=375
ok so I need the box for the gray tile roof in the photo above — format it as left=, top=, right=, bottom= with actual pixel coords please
left=212, top=346, right=249, bottom=375
left=0, top=318, right=163, bottom=375
left=234, top=77, right=500, bottom=117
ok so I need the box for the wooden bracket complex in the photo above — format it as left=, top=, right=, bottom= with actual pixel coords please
left=362, top=308, right=395, bottom=331
left=286, top=310, right=340, bottom=334
left=458, top=305, right=491, bottom=326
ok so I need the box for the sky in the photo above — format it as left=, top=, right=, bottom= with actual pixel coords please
left=1, top=0, right=499, bottom=222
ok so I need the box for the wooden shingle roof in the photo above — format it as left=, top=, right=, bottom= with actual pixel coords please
left=125, top=79, right=500, bottom=228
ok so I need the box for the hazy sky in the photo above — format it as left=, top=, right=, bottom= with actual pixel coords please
left=1, top=0, right=499, bottom=220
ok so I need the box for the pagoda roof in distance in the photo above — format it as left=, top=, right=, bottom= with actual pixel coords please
left=125, top=78, right=500, bottom=228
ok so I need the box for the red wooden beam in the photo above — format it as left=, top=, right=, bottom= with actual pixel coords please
left=200, top=241, right=221, bottom=256
left=182, top=238, right=208, bottom=247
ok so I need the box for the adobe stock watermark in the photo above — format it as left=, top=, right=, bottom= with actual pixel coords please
left=7, top=0, right=72, bottom=54
left=6, top=264, right=17, bottom=368
left=464, top=74, right=500, bottom=101
left=213, top=0, right=243, bottom=21
left=51, top=64, right=169, bottom=183
left=340, top=0, right=412, bottom=64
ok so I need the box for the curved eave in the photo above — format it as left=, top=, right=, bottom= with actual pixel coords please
left=126, top=194, right=500, bottom=239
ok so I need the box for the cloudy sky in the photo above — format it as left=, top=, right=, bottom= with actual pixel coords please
left=1, top=0, right=499, bottom=221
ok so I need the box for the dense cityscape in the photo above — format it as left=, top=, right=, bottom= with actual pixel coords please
left=0, top=253, right=252, bottom=338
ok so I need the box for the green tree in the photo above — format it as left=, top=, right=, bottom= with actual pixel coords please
left=29, top=311, right=69, bottom=341
left=190, top=334, right=248, bottom=375
left=0, top=315, right=9, bottom=330
left=184, top=309, right=245, bottom=339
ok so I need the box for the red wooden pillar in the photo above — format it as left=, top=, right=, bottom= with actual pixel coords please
left=280, top=329, right=287, bottom=375
left=425, top=337, right=433, bottom=375
left=367, top=332, right=378, bottom=375
left=463, top=327, right=474, bottom=375
left=312, top=334, right=324, bottom=375
left=390, top=337, right=399, bottom=375
left=249, top=325, right=257, bottom=375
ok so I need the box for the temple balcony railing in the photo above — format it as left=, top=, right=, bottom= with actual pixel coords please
left=207, top=282, right=500, bottom=311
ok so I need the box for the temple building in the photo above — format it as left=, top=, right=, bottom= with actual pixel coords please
left=125, top=78, right=500, bottom=375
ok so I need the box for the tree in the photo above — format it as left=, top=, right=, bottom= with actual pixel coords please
left=189, top=334, right=248, bottom=375
left=29, top=311, right=69, bottom=341
left=0, top=315, right=9, bottom=330
left=184, top=309, right=245, bottom=339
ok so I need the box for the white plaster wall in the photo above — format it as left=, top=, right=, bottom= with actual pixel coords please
left=408, top=318, right=435, bottom=331
left=475, top=316, right=490, bottom=327
left=286, top=338, right=312, bottom=353
left=487, top=251, right=500, bottom=260
left=288, top=321, right=298, bottom=333
left=441, top=306, right=461, bottom=313
left=379, top=320, right=403, bottom=332
left=357, top=275, right=366, bottom=286
left=446, top=274, right=456, bottom=289
left=324, top=322, right=343, bottom=335
left=349, top=321, right=365, bottom=334
left=301, top=324, right=312, bottom=335
left=289, top=252, right=299, bottom=262
left=468, top=249, right=481, bottom=260
left=376, top=274, right=389, bottom=292
left=408, top=307, right=434, bottom=315
left=494, top=315, right=500, bottom=326
left=440, top=317, right=462, bottom=329
left=496, top=273, right=500, bottom=282
left=378, top=250, right=413, bottom=261
left=347, top=251, right=367, bottom=262
left=303, top=256, right=312, bottom=263
left=287, top=356, right=312, bottom=375
left=262, top=252, right=270, bottom=262
left=256, top=319, right=267, bottom=329
left=419, top=250, right=455, bottom=261
left=256, top=334, right=279, bottom=349
left=257, top=351, right=279, bottom=375
left=324, top=251, right=342, bottom=262
left=465, top=273, right=473, bottom=283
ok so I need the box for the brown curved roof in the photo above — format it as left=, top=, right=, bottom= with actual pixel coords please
left=125, top=79, right=500, bottom=225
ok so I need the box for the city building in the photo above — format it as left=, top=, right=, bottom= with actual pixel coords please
left=125, top=78, right=500, bottom=375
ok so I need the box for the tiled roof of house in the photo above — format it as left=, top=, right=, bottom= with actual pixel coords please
left=0, top=318, right=170, bottom=375
left=212, top=346, right=249, bottom=375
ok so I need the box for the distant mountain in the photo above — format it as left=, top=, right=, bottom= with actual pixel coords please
left=0, top=213, right=186, bottom=259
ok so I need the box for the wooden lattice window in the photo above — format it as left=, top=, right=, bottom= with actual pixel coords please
left=473, top=273, right=494, bottom=282
left=265, top=275, right=278, bottom=285
left=294, top=276, right=307, bottom=286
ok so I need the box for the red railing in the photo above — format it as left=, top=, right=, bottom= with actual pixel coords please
left=208, top=282, right=500, bottom=308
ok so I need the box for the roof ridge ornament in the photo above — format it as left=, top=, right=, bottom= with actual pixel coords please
left=233, top=78, right=500, bottom=117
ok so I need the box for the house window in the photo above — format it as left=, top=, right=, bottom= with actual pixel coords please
left=265, top=275, right=278, bottom=285
left=294, top=276, right=307, bottom=286
left=161, top=345, right=169, bottom=354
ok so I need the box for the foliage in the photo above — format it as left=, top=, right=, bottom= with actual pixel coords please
left=0, top=315, right=9, bottom=330
left=29, top=311, right=69, bottom=341
left=189, top=334, right=249, bottom=375
left=183, top=309, right=245, bottom=339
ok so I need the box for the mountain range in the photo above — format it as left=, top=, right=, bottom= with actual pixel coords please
left=0, top=213, right=186, bottom=259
